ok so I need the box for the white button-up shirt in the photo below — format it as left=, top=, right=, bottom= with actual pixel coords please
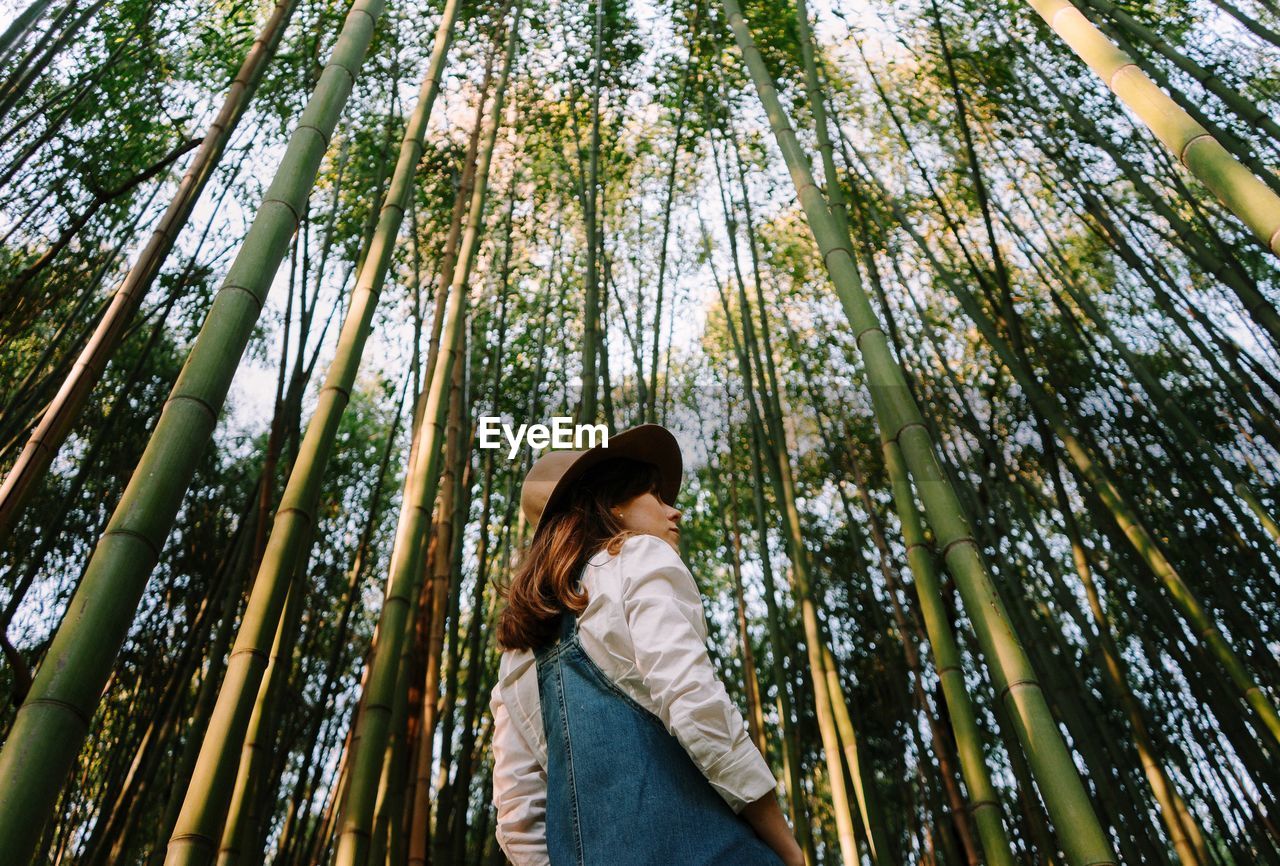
left=489, top=533, right=779, bottom=866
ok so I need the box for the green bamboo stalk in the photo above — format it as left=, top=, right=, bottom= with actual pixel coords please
left=215, top=579, right=305, bottom=866
left=1088, top=9, right=1280, bottom=206
left=718, top=439, right=768, bottom=756
left=778, top=16, right=1008, bottom=849
left=792, top=0, right=848, bottom=239
left=332, top=10, right=518, bottom=863
left=145, top=512, right=261, bottom=866
left=781, top=304, right=990, bottom=866
left=872, top=30, right=1277, bottom=451
left=809, top=15, right=1062, bottom=857
left=851, top=147, right=1280, bottom=753
left=820, top=640, right=897, bottom=866
left=0, top=4, right=386, bottom=860
left=805, top=613, right=863, bottom=866
left=978, top=131, right=1280, bottom=547
left=1041, top=93, right=1272, bottom=352
left=411, top=345, right=470, bottom=866
left=881, top=440, right=1020, bottom=866
left=443, top=423, right=508, bottom=860
left=711, top=107, right=875, bottom=859
left=719, top=2, right=1118, bottom=863
left=835, top=238, right=1018, bottom=866
left=577, top=0, right=605, bottom=425
left=698, top=217, right=815, bottom=864
left=720, top=245, right=863, bottom=864
left=0, top=0, right=55, bottom=68
left=0, top=0, right=302, bottom=546
left=1208, top=0, right=1280, bottom=48
left=0, top=0, right=107, bottom=123
left=941, top=0, right=1280, bottom=726
left=646, top=6, right=701, bottom=422
left=368, top=583, right=422, bottom=866
left=1047, top=453, right=1207, bottom=866
left=1025, top=0, right=1280, bottom=286
left=272, top=376, right=408, bottom=866
left=159, top=3, right=459, bottom=861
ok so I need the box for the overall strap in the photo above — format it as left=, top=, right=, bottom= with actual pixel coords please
left=556, top=607, right=577, bottom=643
left=555, top=573, right=585, bottom=644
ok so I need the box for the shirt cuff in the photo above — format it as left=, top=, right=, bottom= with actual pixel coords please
left=495, top=825, right=552, bottom=866
left=704, top=737, right=779, bottom=813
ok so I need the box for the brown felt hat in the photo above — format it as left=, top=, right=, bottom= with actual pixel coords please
left=519, top=424, right=683, bottom=535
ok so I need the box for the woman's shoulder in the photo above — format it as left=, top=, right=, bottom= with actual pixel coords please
left=497, top=645, right=534, bottom=679
left=622, top=534, right=686, bottom=560
left=613, top=535, right=698, bottom=601
left=491, top=646, right=535, bottom=713
left=591, top=533, right=687, bottom=570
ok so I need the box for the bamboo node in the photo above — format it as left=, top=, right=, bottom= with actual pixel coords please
left=263, top=188, right=306, bottom=226
left=996, top=677, right=1041, bottom=703
left=167, top=833, right=217, bottom=848
left=275, top=506, right=316, bottom=524
left=20, top=697, right=91, bottom=728
left=1178, top=133, right=1212, bottom=167
left=1104, top=61, right=1138, bottom=92
left=104, top=526, right=163, bottom=559
left=349, top=5, right=378, bottom=26
left=938, top=535, right=977, bottom=559
left=822, top=245, right=853, bottom=265
left=854, top=324, right=884, bottom=347
left=221, top=282, right=267, bottom=312
left=163, top=392, right=220, bottom=426
left=320, top=383, right=354, bottom=402
left=889, top=421, right=926, bottom=444
left=229, top=646, right=271, bottom=662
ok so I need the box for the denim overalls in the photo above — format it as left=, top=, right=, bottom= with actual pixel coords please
left=533, top=606, right=784, bottom=865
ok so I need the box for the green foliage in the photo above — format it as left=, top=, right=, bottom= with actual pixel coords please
left=2, top=0, right=1279, bottom=861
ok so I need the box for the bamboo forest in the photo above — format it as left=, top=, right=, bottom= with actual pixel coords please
left=1, top=0, right=1280, bottom=860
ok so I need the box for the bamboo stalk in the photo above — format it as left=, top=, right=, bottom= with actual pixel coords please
left=851, top=144, right=1280, bottom=753
left=0, top=0, right=55, bottom=67
left=715, top=225, right=864, bottom=863
left=0, top=4, right=387, bottom=859
left=332, top=10, right=518, bottom=863
left=1026, top=0, right=1280, bottom=289
left=0, top=0, right=301, bottom=545
left=408, top=343, right=469, bottom=865
left=719, top=1, right=1118, bottom=862
left=159, top=3, right=460, bottom=860
left=577, top=0, right=605, bottom=424
left=215, top=580, right=304, bottom=866
left=698, top=210, right=818, bottom=862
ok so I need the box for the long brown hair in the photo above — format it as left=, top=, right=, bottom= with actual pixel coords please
left=496, top=457, right=664, bottom=651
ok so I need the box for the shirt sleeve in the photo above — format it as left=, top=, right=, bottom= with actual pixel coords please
left=490, top=680, right=551, bottom=866
left=620, top=535, right=779, bottom=814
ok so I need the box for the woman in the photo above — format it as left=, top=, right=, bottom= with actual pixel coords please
left=490, top=424, right=804, bottom=866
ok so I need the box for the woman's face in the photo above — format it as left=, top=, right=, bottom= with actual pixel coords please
left=614, top=490, right=682, bottom=551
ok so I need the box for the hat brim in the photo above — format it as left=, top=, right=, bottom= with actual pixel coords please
left=532, top=424, right=682, bottom=535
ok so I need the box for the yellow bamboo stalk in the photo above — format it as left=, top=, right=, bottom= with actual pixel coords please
left=1029, top=0, right=1280, bottom=259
